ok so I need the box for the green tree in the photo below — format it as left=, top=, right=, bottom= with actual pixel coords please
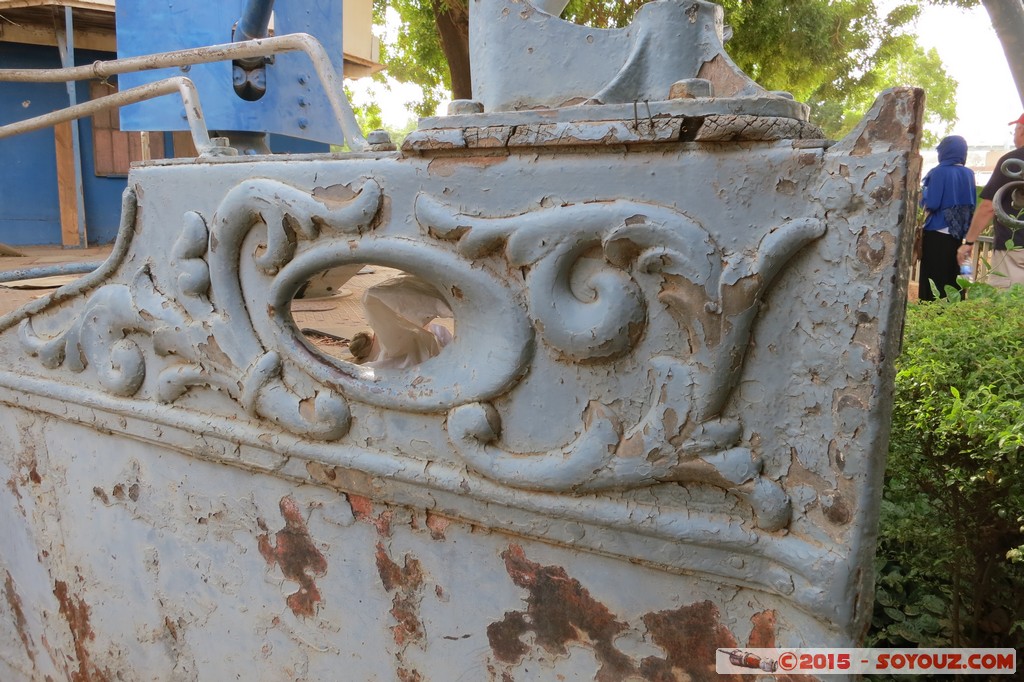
left=372, top=0, right=467, bottom=119
left=372, top=0, right=958, bottom=141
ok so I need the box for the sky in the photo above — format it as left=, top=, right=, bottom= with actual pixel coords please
left=911, top=2, right=1021, bottom=148
left=349, top=2, right=1023, bottom=149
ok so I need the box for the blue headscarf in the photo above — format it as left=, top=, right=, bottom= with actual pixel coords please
left=920, top=135, right=976, bottom=239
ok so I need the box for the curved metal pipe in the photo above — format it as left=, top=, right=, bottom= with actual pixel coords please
left=0, top=261, right=104, bottom=284
left=0, top=33, right=368, bottom=151
left=0, top=76, right=217, bottom=156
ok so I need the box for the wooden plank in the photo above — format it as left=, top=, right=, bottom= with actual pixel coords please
left=128, top=130, right=143, bottom=164
left=0, top=1, right=115, bottom=12
left=0, top=21, right=114, bottom=51
left=54, top=121, right=84, bottom=246
left=91, top=125, right=114, bottom=176
left=149, top=131, right=166, bottom=160
left=110, top=124, right=130, bottom=174
left=172, top=131, right=198, bottom=159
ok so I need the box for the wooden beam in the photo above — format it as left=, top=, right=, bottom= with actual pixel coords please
left=0, top=1, right=115, bottom=13
left=0, top=21, right=115, bottom=52
left=54, top=120, right=84, bottom=246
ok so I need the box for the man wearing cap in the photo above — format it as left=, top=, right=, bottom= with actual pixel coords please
left=957, top=114, right=1024, bottom=287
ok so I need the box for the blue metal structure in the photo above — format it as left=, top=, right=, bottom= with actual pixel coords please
left=116, top=0, right=348, bottom=145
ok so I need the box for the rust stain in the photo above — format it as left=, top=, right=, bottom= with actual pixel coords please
left=6, top=476, right=22, bottom=502
left=425, top=511, right=451, bottom=540
left=397, top=669, right=423, bottom=682
left=640, top=601, right=739, bottom=682
left=643, top=606, right=816, bottom=682
left=375, top=542, right=425, bottom=646
left=53, top=579, right=108, bottom=682
left=747, top=610, right=818, bottom=682
left=488, top=545, right=635, bottom=681
left=486, top=547, right=806, bottom=681
left=849, top=90, right=920, bottom=157
left=821, top=491, right=852, bottom=526
left=348, top=493, right=393, bottom=537
left=257, top=496, right=328, bottom=618
left=747, top=609, right=777, bottom=647
left=855, top=228, right=887, bottom=269
left=4, top=570, right=36, bottom=666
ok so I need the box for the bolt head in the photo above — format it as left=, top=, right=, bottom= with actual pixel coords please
left=367, top=129, right=393, bottom=145
left=447, top=99, right=485, bottom=116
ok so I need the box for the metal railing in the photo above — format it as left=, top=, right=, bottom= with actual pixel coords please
left=0, top=76, right=222, bottom=156
left=0, top=33, right=367, bottom=151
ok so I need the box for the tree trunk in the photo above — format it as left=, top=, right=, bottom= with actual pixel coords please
left=981, top=0, right=1024, bottom=109
left=432, top=0, right=472, bottom=101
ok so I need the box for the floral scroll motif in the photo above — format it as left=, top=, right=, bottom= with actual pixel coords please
left=417, top=196, right=825, bottom=530
left=18, top=178, right=389, bottom=440
left=18, top=178, right=823, bottom=530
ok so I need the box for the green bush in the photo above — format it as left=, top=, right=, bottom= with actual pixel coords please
left=870, top=283, right=1024, bottom=652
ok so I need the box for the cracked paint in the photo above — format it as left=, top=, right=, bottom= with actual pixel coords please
left=349, top=493, right=393, bottom=536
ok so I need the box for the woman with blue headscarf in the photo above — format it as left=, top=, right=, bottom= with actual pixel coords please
left=919, top=135, right=976, bottom=300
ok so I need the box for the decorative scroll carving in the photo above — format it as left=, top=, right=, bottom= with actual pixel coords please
left=419, top=197, right=825, bottom=530
left=19, top=282, right=148, bottom=397
left=18, top=173, right=822, bottom=530
left=17, top=178, right=389, bottom=441
left=416, top=195, right=649, bottom=361
left=263, top=236, right=535, bottom=412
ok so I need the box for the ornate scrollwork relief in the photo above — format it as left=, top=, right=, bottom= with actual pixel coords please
left=17, top=177, right=538, bottom=438
left=18, top=176, right=822, bottom=530
left=18, top=178, right=390, bottom=440
left=418, top=196, right=825, bottom=530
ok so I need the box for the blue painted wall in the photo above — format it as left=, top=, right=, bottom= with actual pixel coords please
left=1, top=42, right=327, bottom=246
left=0, top=42, right=127, bottom=245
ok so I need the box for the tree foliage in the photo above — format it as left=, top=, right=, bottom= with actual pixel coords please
left=372, top=0, right=959, bottom=142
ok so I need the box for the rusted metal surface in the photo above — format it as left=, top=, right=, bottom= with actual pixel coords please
left=0, top=1, right=922, bottom=679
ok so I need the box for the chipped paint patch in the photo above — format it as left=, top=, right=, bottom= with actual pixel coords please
left=349, top=493, right=393, bottom=536
left=640, top=601, right=739, bottom=682
left=257, top=496, right=327, bottom=618
left=375, top=542, right=425, bottom=646
left=425, top=511, right=451, bottom=540
left=4, top=570, right=36, bottom=666
left=488, top=544, right=635, bottom=681
left=53, top=579, right=108, bottom=682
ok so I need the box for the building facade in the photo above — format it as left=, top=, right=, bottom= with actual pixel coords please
left=0, top=0, right=380, bottom=247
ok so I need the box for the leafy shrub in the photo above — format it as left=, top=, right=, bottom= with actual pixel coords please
left=869, top=283, right=1024, bottom=652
